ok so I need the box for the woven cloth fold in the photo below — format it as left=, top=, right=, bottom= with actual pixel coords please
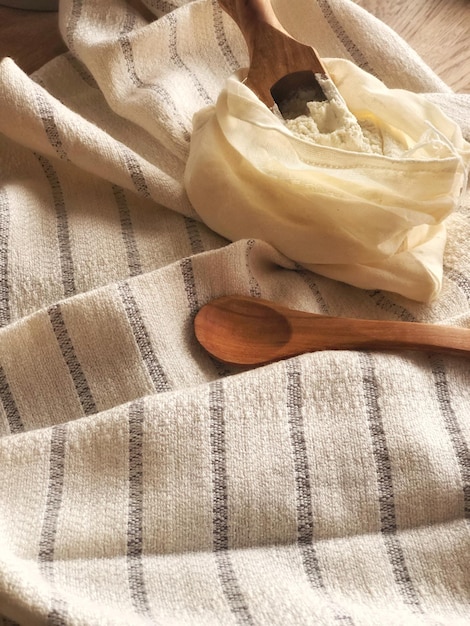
left=0, top=0, right=469, bottom=624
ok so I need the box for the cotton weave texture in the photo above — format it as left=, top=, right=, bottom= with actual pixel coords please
left=0, top=0, right=469, bottom=625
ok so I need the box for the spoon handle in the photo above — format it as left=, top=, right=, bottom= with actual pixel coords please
left=288, top=312, right=470, bottom=357
left=218, top=0, right=287, bottom=36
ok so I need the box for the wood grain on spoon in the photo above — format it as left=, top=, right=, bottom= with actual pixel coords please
left=194, top=295, right=470, bottom=366
left=218, top=0, right=328, bottom=112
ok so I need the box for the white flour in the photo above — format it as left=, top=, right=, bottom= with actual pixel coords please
left=284, top=75, right=401, bottom=155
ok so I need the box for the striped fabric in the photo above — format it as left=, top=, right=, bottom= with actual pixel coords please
left=0, top=0, right=469, bottom=624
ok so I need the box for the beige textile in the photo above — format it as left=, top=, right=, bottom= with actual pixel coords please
left=0, top=0, right=469, bottom=624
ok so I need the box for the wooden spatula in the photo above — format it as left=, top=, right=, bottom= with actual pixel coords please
left=218, top=0, right=329, bottom=118
left=194, top=295, right=470, bottom=366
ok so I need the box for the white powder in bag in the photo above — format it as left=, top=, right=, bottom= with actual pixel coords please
left=283, top=75, right=403, bottom=156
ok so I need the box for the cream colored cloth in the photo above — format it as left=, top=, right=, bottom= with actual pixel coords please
left=185, top=59, right=470, bottom=302
left=0, top=0, right=470, bottom=625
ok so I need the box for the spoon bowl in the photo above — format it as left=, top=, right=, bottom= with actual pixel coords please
left=194, top=295, right=470, bottom=366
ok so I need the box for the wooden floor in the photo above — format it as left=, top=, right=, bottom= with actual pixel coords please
left=355, top=0, right=469, bottom=93
left=0, top=0, right=469, bottom=92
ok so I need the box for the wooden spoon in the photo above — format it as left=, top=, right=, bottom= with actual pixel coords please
left=194, top=295, right=470, bottom=366
left=218, top=0, right=329, bottom=118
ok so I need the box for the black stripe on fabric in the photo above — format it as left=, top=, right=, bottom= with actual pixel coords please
left=1, top=618, right=21, bottom=626
left=46, top=610, right=68, bottom=626
left=117, top=17, right=190, bottom=142
left=184, top=217, right=205, bottom=255
left=359, top=352, right=422, bottom=611
left=38, top=424, right=69, bottom=626
left=286, top=361, right=315, bottom=544
left=122, top=149, right=152, bottom=200
left=112, top=185, right=143, bottom=277
left=121, top=8, right=137, bottom=34
left=209, top=381, right=254, bottom=625
left=35, top=154, right=75, bottom=298
left=430, top=355, right=470, bottom=519
left=180, top=257, right=199, bottom=319
left=65, top=0, right=83, bottom=56
left=286, top=360, right=322, bottom=582
left=245, top=240, right=262, bottom=298
left=34, top=87, right=68, bottom=161
left=119, top=34, right=144, bottom=87
left=180, top=258, right=231, bottom=377
left=316, top=0, right=375, bottom=75
left=167, top=13, right=213, bottom=105
left=127, top=399, right=153, bottom=617
left=367, top=291, right=416, bottom=322
left=48, top=304, right=97, bottom=416
left=286, top=359, right=355, bottom=623
left=118, top=282, right=171, bottom=393
left=148, top=0, right=177, bottom=16
left=0, top=189, right=10, bottom=327
left=295, top=267, right=330, bottom=315
left=445, top=268, right=470, bottom=304
left=0, top=365, right=23, bottom=434
left=65, top=52, right=98, bottom=89
left=212, top=0, right=240, bottom=72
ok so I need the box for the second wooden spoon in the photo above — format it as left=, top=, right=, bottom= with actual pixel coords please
left=194, top=295, right=470, bottom=366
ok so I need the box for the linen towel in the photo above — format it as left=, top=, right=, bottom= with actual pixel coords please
left=0, top=0, right=469, bottom=624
